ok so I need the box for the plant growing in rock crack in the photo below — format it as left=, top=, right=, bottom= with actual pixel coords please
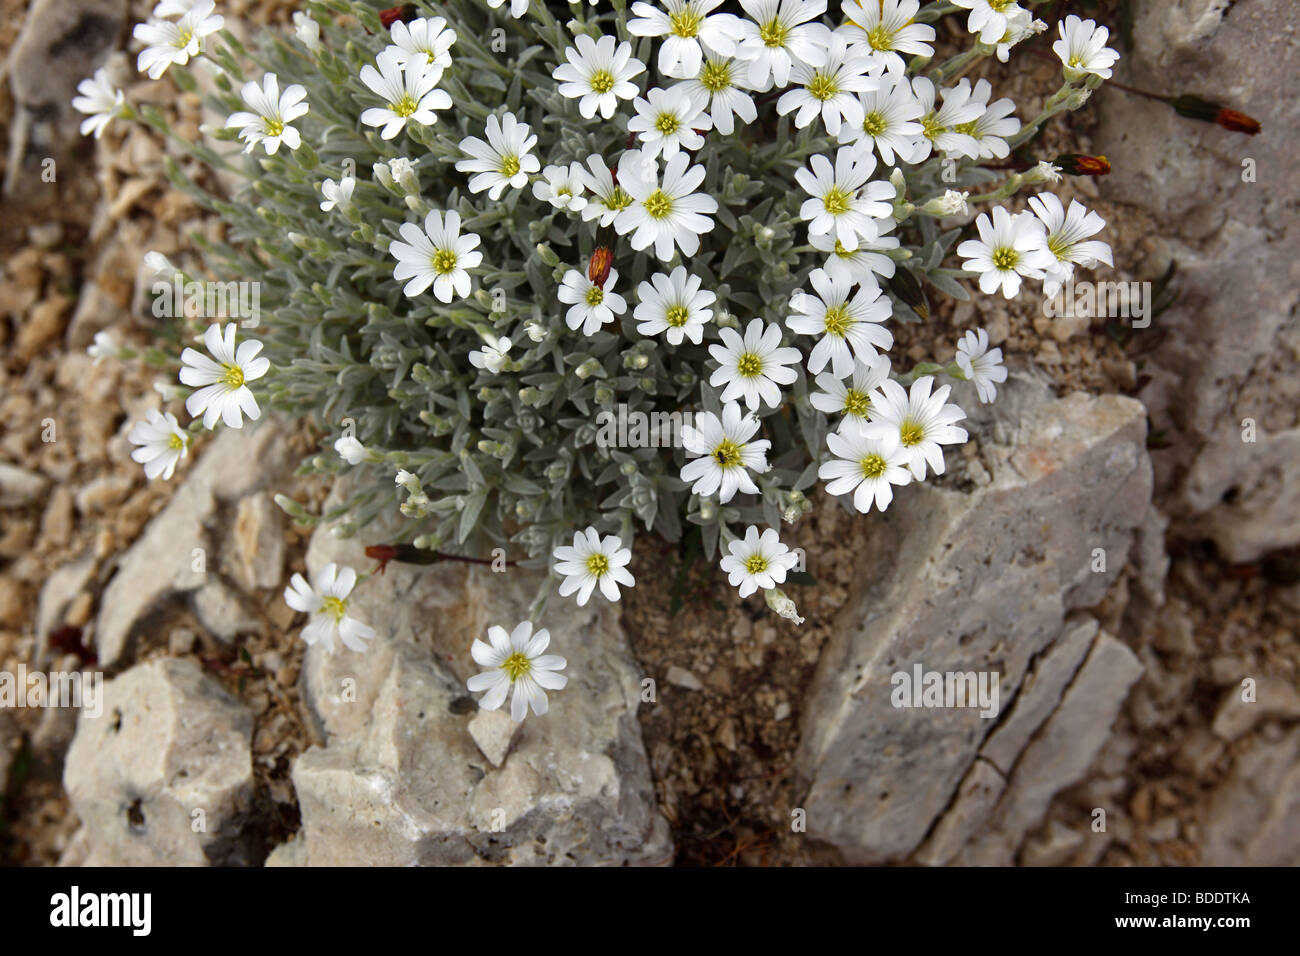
left=78, top=0, right=1120, bottom=719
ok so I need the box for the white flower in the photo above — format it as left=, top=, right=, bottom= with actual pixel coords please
left=680, top=400, right=772, bottom=502
left=455, top=112, right=540, bottom=200
left=911, top=76, right=982, bottom=160
left=952, top=0, right=1025, bottom=44
left=387, top=16, right=457, bottom=71
left=720, top=526, right=800, bottom=597
left=283, top=563, right=376, bottom=654
left=819, top=425, right=911, bottom=512
left=553, top=34, right=645, bottom=120
left=951, top=77, right=1019, bottom=160
left=735, top=0, right=830, bottom=91
left=840, top=0, right=935, bottom=72
left=359, top=49, right=451, bottom=140
left=334, top=435, right=367, bottom=465
left=127, top=408, right=189, bottom=480
left=87, top=330, right=118, bottom=364
left=395, top=468, right=418, bottom=490
left=153, top=378, right=186, bottom=402
left=533, top=162, right=589, bottom=212
left=469, top=335, right=512, bottom=373
left=558, top=268, right=628, bottom=336
left=920, top=189, right=969, bottom=217
left=809, top=353, right=891, bottom=428
left=293, top=11, right=321, bottom=50
left=374, top=157, right=418, bottom=192
left=795, top=144, right=894, bottom=251
left=993, top=8, right=1044, bottom=62
left=956, top=206, right=1054, bottom=298
left=133, top=0, right=223, bottom=79
left=1028, top=160, right=1062, bottom=184
left=225, top=72, right=308, bottom=155
left=525, top=321, right=548, bottom=343
left=1053, top=15, right=1119, bottom=81
left=142, top=251, right=177, bottom=278
left=152, top=0, right=196, bottom=15
left=72, top=68, right=126, bottom=139
left=777, top=30, right=877, bottom=136
left=389, top=209, right=483, bottom=302
left=628, top=0, right=744, bottom=76
left=709, top=318, right=803, bottom=411
left=553, top=527, right=635, bottom=605
left=320, top=175, right=355, bottom=212
left=809, top=220, right=899, bottom=285
left=765, top=588, right=804, bottom=624
left=786, top=268, right=892, bottom=377
left=179, top=323, right=269, bottom=429
left=467, top=621, right=567, bottom=722
left=666, top=53, right=756, bottom=135
left=486, top=0, right=531, bottom=18
left=580, top=153, right=636, bottom=226
left=628, top=86, right=712, bottom=160
left=864, top=376, right=968, bottom=480
left=836, top=66, right=924, bottom=166
left=1027, top=193, right=1113, bottom=296
left=953, top=327, right=1007, bottom=404
left=613, top=150, right=718, bottom=262
left=634, top=266, right=716, bottom=345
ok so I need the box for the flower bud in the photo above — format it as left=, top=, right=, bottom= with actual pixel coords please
left=764, top=588, right=805, bottom=625
left=1052, top=153, right=1111, bottom=176
left=1168, top=94, right=1261, bottom=135
left=575, top=357, right=602, bottom=379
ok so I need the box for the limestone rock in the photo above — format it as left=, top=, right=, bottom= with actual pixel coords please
left=94, top=419, right=295, bottom=667
left=62, top=658, right=255, bottom=866
left=1203, top=728, right=1300, bottom=865
left=0, top=461, right=48, bottom=507
left=468, top=709, right=523, bottom=769
left=281, top=511, right=672, bottom=866
left=228, top=491, right=284, bottom=592
left=1210, top=676, right=1300, bottom=742
left=796, top=375, right=1153, bottom=863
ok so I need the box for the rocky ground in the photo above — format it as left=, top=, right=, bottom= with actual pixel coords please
left=2, top=0, right=1297, bottom=866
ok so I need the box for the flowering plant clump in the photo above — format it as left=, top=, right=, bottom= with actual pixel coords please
left=80, top=0, right=1119, bottom=720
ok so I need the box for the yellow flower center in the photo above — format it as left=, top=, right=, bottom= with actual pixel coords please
left=656, top=112, right=681, bottom=134
left=860, top=453, right=887, bottom=479
left=321, top=595, right=348, bottom=621
left=643, top=189, right=673, bottom=219
left=1047, top=235, right=1069, bottom=261
left=500, top=154, right=520, bottom=177
left=833, top=239, right=855, bottom=259
left=760, top=17, right=788, bottom=47
left=1068, top=54, right=1083, bottom=68
left=265, top=118, right=285, bottom=137
left=921, top=112, right=947, bottom=140
left=393, top=93, right=419, bottom=118
left=608, top=185, right=634, bottom=211
left=989, top=0, right=1014, bottom=11
left=432, top=248, right=458, bottom=274
left=665, top=304, right=690, bottom=327
left=867, top=25, right=892, bottom=51
left=590, top=69, right=616, bottom=94
left=991, top=247, right=1019, bottom=270
left=220, top=363, right=245, bottom=388
left=808, top=73, right=839, bottom=102
left=953, top=120, right=977, bottom=135
left=712, top=438, right=742, bottom=467
left=174, top=27, right=194, bottom=49
left=502, top=651, right=531, bottom=682
left=823, top=304, right=852, bottom=337
left=843, top=389, right=870, bottom=418
left=899, top=421, right=925, bottom=447
left=822, top=186, right=852, bottom=215
left=585, top=286, right=605, bottom=306
left=700, top=60, right=732, bottom=94
left=586, top=552, right=610, bottom=577
left=863, top=111, right=886, bottom=136
left=670, top=7, right=703, bottom=38
left=168, top=432, right=186, bottom=451
left=736, top=352, right=763, bottom=377
left=744, top=554, right=769, bottom=574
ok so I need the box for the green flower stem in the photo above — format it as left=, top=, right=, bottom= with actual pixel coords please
left=1006, top=80, right=1085, bottom=150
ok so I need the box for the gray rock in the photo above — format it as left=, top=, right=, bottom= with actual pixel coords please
left=956, top=633, right=1143, bottom=865
left=94, top=419, right=295, bottom=667
left=914, top=758, right=1004, bottom=867
left=1095, top=0, right=1300, bottom=563
left=281, top=511, right=673, bottom=866
left=3, top=0, right=127, bottom=187
left=62, top=658, right=255, bottom=866
left=1210, top=676, right=1300, bottom=742
left=795, top=375, right=1154, bottom=863
left=1020, top=821, right=1085, bottom=867
left=666, top=665, right=704, bottom=691
left=191, top=580, right=260, bottom=643
left=34, top=551, right=97, bottom=665
left=0, top=461, right=48, bottom=507
left=468, top=709, right=523, bottom=769
left=1203, top=728, right=1300, bottom=865
left=228, top=492, right=284, bottom=592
